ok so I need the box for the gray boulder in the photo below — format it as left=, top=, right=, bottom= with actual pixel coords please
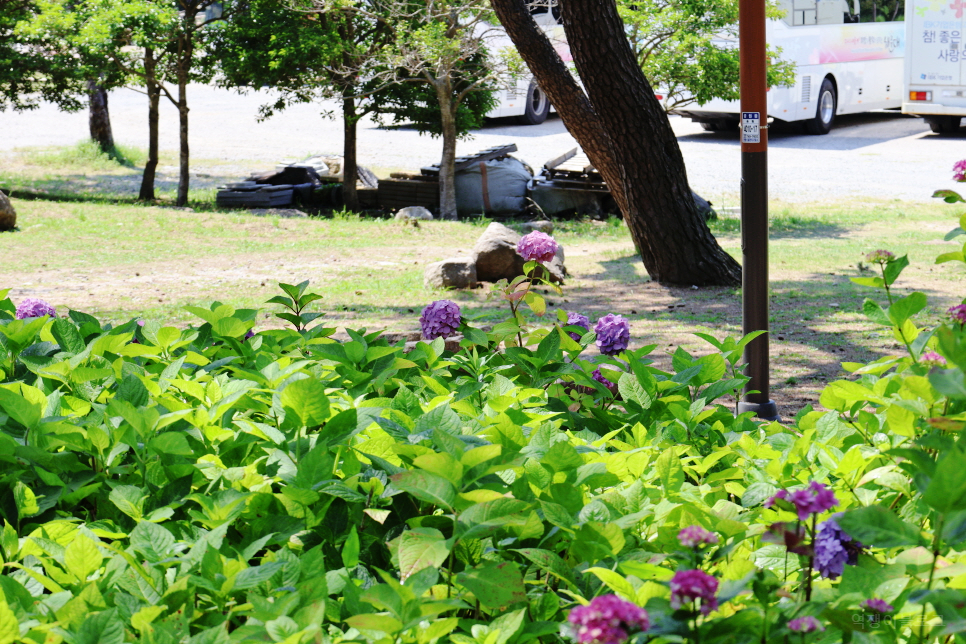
left=395, top=206, right=434, bottom=221
left=473, top=222, right=566, bottom=284
left=425, top=257, right=478, bottom=290
left=518, top=220, right=554, bottom=234
left=0, top=192, right=16, bottom=231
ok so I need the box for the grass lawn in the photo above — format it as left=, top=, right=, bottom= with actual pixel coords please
left=2, top=143, right=963, bottom=415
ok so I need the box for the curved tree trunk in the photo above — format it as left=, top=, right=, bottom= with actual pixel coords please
left=342, top=91, right=360, bottom=213
left=489, top=0, right=741, bottom=286
left=87, top=78, right=114, bottom=153
left=435, top=77, right=459, bottom=220
left=139, top=48, right=160, bottom=202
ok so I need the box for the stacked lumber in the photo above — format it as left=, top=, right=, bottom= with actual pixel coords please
left=216, top=182, right=294, bottom=208
left=534, top=148, right=608, bottom=191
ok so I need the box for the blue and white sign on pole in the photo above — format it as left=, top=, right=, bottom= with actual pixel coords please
left=741, top=112, right=761, bottom=144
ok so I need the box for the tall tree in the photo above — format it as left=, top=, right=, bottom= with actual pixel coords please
left=489, top=0, right=741, bottom=286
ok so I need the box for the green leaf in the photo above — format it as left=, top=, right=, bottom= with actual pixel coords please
left=75, top=609, right=125, bottom=644
left=148, top=432, right=194, bottom=457
left=212, top=317, right=249, bottom=338
left=584, top=567, right=636, bottom=600
left=233, top=562, right=284, bottom=590
left=130, top=521, right=175, bottom=562
left=342, top=527, right=360, bottom=569
left=390, top=470, right=457, bottom=511
left=0, top=601, right=18, bottom=644
left=513, top=548, right=576, bottom=587
left=0, top=387, right=41, bottom=428
left=398, top=528, right=451, bottom=582
left=109, top=485, right=146, bottom=520
left=882, top=254, right=909, bottom=287
left=930, top=368, right=966, bottom=400
left=456, top=561, right=527, bottom=609
left=862, top=299, right=891, bottom=326
left=887, top=292, right=928, bottom=328
left=51, top=318, right=86, bottom=355
left=345, top=614, right=403, bottom=635
left=923, top=449, right=966, bottom=513
left=266, top=616, right=300, bottom=643
left=280, top=377, right=330, bottom=427
left=13, top=482, right=39, bottom=519
left=618, top=372, right=653, bottom=408
left=656, top=448, right=685, bottom=495
left=933, top=189, right=966, bottom=203
left=64, top=534, right=103, bottom=581
left=837, top=506, right=924, bottom=548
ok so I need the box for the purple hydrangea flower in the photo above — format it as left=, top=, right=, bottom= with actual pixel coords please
left=955, top=159, right=966, bottom=182
left=765, top=482, right=838, bottom=521
left=861, top=598, right=893, bottom=614
left=244, top=329, right=255, bottom=340
left=865, top=249, right=895, bottom=264
left=814, top=514, right=864, bottom=579
left=678, top=526, right=719, bottom=548
left=420, top=300, right=461, bottom=340
left=920, top=351, right=947, bottom=367
left=567, top=595, right=649, bottom=644
left=949, top=304, right=966, bottom=325
left=566, top=312, right=591, bottom=342
left=670, top=569, right=718, bottom=615
left=15, top=298, right=56, bottom=319
left=788, top=616, right=824, bottom=633
left=592, top=368, right=618, bottom=395
left=594, top=314, right=630, bottom=356
left=517, top=231, right=558, bottom=264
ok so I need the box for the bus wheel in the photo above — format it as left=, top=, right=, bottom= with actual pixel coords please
left=804, top=79, right=836, bottom=135
left=926, top=116, right=962, bottom=133
left=518, top=82, right=550, bottom=125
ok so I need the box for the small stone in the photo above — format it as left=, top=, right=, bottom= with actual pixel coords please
left=0, top=191, right=17, bottom=231
left=424, top=257, right=478, bottom=290
left=395, top=206, right=434, bottom=221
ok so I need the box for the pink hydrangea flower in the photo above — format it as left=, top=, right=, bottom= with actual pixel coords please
left=865, top=249, right=895, bottom=264
left=861, top=598, right=894, bottom=614
left=419, top=300, right=461, bottom=340
left=567, top=595, right=650, bottom=644
left=15, top=298, right=56, bottom=319
left=670, top=569, right=719, bottom=615
left=949, top=304, right=966, bottom=325
left=678, top=526, right=719, bottom=548
left=920, top=351, right=947, bottom=367
left=788, top=616, right=824, bottom=633
left=765, top=482, right=838, bottom=521
left=517, top=231, right=558, bottom=264
left=954, top=159, right=966, bottom=182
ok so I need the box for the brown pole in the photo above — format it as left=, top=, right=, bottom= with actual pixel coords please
left=736, top=0, right=778, bottom=420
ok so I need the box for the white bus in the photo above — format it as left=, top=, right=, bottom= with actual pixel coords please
left=484, top=7, right=568, bottom=125
left=673, top=0, right=906, bottom=134
left=902, top=0, right=965, bottom=133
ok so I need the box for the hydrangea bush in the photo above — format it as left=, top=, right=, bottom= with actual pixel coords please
left=0, top=180, right=965, bottom=643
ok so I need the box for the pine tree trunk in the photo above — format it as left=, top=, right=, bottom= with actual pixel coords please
left=139, top=48, right=160, bottom=202
left=342, top=91, right=360, bottom=213
left=489, top=0, right=741, bottom=286
left=176, top=34, right=192, bottom=207
left=87, top=78, right=114, bottom=153
left=435, top=78, right=459, bottom=220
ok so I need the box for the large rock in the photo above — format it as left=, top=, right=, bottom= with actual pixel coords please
left=395, top=206, right=434, bottom=221
left=472, top=222, right=566, bottom=283
left=0, top=192, right=16, bottom=231
left=425, top=257, right=477, bottom=290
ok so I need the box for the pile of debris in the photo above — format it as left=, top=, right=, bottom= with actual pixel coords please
left=424, top=221, right=567, bottom=290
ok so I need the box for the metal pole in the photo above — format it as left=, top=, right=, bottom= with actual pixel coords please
left=736, top=0, right=778, bottom=421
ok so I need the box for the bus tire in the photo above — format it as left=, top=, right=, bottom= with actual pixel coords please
left=518, top=81, right=550, bottom=125
left=804, top=78, right=836, bottom=135
left=926, top=116, right=961, bottom=133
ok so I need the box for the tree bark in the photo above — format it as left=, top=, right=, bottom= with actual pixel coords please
left=489, top=0, right=741, bottom=286
left=176, top=33, right=192, bottom=207
left=139, top=48, right=160, bottom=202
left=342, top=90, right=360, bottom=212
left=435, top=76, right=459, bottom=220
left=87, top=78, right=114, bottom=153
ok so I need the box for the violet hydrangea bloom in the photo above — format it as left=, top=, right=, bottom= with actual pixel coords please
left=865, top=249, right=895, bottom=264
left=814, top=514, right=864, bottom=579
left=954, top=159, right=966, bottom=182
left=15, top=298, right=56, bottom=319
left=517, top=231, right=558, bottom=264
left=566, top=312, right=591, bottom=342
left=420, top=300, right=462, bottom=340
left=592, top=368, right=618, bottom=395
left=788, top=616, right=824, bottom=633
left=244, top=329, right=256, bottom=340
left=949, top=304, right=966, bottom=325
left=594, top=314, right=630, bottom=356
left=920, top=351, right=947, bottom=367
left=765, top=482, right=838, bottom=521
left=670, top=569, right=719, bottom=615
left=861, top=598, right=893, bottom=614
left=678, top=526, right=719, bottom=548
left=567, top=595, right=649, bottom=644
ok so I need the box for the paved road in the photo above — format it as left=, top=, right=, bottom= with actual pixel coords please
left=2, top=84, right=961, bottom=202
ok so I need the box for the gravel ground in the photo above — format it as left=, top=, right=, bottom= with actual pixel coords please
left=1, top=83, right=961, bottom=203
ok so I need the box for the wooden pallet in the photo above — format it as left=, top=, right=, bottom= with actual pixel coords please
left=537, top=147, right=608, bottom=190
left=420, top=144, right=518, bottom=177
left=378, top=178, right=440, bottom=211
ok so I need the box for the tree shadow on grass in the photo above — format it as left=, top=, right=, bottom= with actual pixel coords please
left=1, top=171, right=237, bottom=207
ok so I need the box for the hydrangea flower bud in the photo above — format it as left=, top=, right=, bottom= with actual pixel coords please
left=594, top=314, right=630, bottom=356
left=861, top=598, right=893, bottom=614
left=420, top=300, right=461, bottom=340
left=954, top=159, right=966, bottom=182
left=517, top=231, right=558, bottom=264
left=920, top=351, right=946, bottom=367
left=670, top=569, right=719, bottom=615
left=678, top=525, right=719, bottom=548
left=15, top=298, right=56, bottom=319
left=567, top=595, right=649, bottom=644
left=788, top=616, right=824, bottom=633
left=865, top=249, right=895, bottom=264
left=566, top=312, right=590, bottom=342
